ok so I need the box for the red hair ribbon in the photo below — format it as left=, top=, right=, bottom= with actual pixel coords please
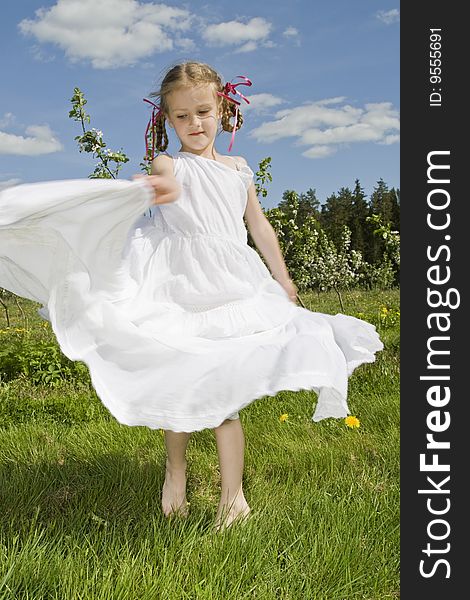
left=143, top=98, right=163, bottom=162
left=216, top=75, right=252, bottom=152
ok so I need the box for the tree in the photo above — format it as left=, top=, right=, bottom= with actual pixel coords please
left=309, top=226, right=365, bottom=311
left=278, top=187, right=321, bottom=223
left=265, top=191, right=321, bottom=291
left=390, top=187, right=400, bottom=232
left=362, top=213, right=400, bottom=288
left=369, top=179, right=400, bottom=263
left=349, top=179, right=370, bottom=260
left=320, top=187, right=354, bottom=250
left=370, top=179, right=401, bottom=230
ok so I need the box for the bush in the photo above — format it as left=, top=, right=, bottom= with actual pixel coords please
left=360, top=256, right=396, bottom=290
left=0, top=329, right=89, bottom=386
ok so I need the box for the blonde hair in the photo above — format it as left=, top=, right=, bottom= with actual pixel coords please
left=147, top=61, right=244, bottom=155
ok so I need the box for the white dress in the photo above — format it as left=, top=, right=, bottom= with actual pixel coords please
left=0, top=151, right=383, bottom=432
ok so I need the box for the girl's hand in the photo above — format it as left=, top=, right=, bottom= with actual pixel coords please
left=277, top=277, right=298, bottom=304
left=132, top=174, right=181, bottom=205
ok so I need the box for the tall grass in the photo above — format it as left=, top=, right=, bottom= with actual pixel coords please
left=0, top=289, right=399, bottom=599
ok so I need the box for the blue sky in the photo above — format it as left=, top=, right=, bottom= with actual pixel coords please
left=0, top=0, right=399, bottom=208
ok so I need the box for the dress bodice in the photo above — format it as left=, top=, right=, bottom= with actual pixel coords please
left=147, top=152, right=254, bottom=245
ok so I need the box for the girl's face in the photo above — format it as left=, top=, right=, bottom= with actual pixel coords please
left=166, top=84, right=222, bottom=154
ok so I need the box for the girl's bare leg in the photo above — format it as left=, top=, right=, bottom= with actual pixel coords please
left=213, top=417, right=251, bottom=531
left=162, top=430, right=191, bottom=517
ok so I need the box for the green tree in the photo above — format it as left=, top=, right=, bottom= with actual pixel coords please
left=390, top=187, right=400, bottom=232
left=349, top=179, right=370, bottom=260
left=320, top=187, right=354, bottom=250
left=278, top=187, right=320, bottom=223
left=265, top=191, right=321, bottom=291
left=369, top=179, right=400, bottom=263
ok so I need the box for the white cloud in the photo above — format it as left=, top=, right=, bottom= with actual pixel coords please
left=282, top=26, right=300, bottom=46
left=380, top=134, right=400, bottom=145
left=251, top=100, right=364, bottom=142
left=302, top=146, right=336, bottom=159
left=249, top=98, right=400, bottom=158
left=301, top=123, right=384, bottom=145
left=362, top=102, right=401, bottom=131
left=19, top=0, right=193, bottom=69
left=174, top=37, right=196, bottom=52
left=19, top=3, right=277, bottom=66
left=0, top=124, right=63, bottom=156
left=376, top=9, right=400, bottom=25
left=202, top=17, right=272, bottom=51
left=312, top=97, right=348, bottom=106
left=283, top=26, right=299, bottom=38
left=234, top=40, right=258, bottom=54
left=242, top=93, right=285, bottom=114
left=0, top=178, right=22, bottom=191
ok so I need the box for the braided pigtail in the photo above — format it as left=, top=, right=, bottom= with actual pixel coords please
left=143, top=97, right=169, bottom=164
left=216, top=76, right=251, bottom=151
left=154, top=113, right=169, bottom=153
left=220, top=97, right=244, bottom=134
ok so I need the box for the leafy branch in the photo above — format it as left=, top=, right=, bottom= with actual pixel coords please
left=255, top=156, right=272, bottom=198
left=69, top=87, right=130, bottom=179
left=366, top=213, right=400, bottom=268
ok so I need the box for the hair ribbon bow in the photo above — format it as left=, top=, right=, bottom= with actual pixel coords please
left=216, top=75, right=252, bottom=152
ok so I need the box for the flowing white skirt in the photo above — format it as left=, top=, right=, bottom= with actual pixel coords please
left=0, top=178, right=384, bottom=432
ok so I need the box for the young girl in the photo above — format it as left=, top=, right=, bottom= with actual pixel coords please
left=0, top=61, right=383, bottom=532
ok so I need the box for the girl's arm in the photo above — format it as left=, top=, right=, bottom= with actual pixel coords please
left=133, top=154, right=181, bottom=205
left=243, top=178, right=298, bottom=303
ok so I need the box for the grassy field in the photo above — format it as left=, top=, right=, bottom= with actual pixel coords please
left=0, top=289, right=399, bottom=599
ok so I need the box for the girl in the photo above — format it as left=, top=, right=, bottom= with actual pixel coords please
left=0, top=61, right=383, bottom=532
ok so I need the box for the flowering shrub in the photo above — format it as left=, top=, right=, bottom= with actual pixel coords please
left=265, top=191, right=321, bottom=291
left=367, top=214, right=400, bottom=267
left=310, top=226, right=365, bottom=290
left=360, top=256, right=396, bottom=290
left=69, top=87, right=129, bottom=179
left=264, top=191, right=400, bottom=297
left=366, top=213, right=400, bottom=286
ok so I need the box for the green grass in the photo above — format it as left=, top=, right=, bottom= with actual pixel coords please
left=0, top=289, right=399, bottom=599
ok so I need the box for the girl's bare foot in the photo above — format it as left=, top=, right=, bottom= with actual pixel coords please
left=214, top=487, right=251, bottom=532
left=161, top=460, right=189, bottom=518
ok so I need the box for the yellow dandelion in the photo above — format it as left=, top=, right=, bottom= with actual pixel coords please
left=345, top=415, right=360, bottom=428
left=279, top=413, right=289, bottom=423
left=380, top=306, right=389, bottom=314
